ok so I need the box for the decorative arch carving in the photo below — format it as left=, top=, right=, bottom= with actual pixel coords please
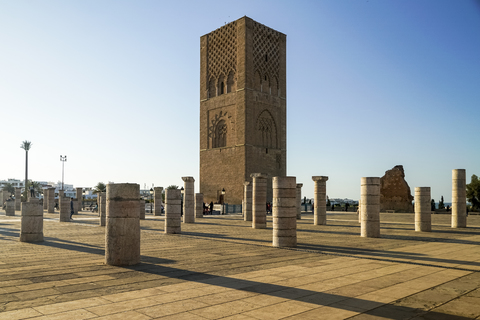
left=213, top=120, right=227, bottom=148
left=271, top=76, right=279, bottom=96
left=208, top=111, right=234, bottom=149
left=263, top=73, right=270, bottom=94
left=256, top=110, right=277, bottom=149
left=218, top=74, right=225, bottom=95
left=206, top=21, right=237, bottom=98
left=227, top=71, right=235, bottom=93
left=208, top=77, right=216, bottom=98
left=253, top=21, right=280, bottom=91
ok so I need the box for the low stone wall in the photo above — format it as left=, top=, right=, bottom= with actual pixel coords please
left=212, top=204, right=242, bottom=214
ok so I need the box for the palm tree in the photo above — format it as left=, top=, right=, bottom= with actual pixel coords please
left=93, top=182, right=106, bottom=194
left=20, top=141, right=32, bottom=200
left=2, top=183, right=15, bottom=195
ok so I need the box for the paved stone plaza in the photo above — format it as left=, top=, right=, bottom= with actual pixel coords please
left=1, top=209, right=480, bottom=319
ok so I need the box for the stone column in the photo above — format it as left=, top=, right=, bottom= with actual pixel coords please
left=98, top=192, right=102, bottom=217
left=6, top=200, right=15, bottom=216
left=47, top=187, right=55, bottom=213
left=312, top=176, right=328, bottom=225
left=243, top=181, right=252, bottom=222
left=452, top=169, right=467, bottom=228
left=59, top=197, right=70, bottom=222
left=15, top=187, right=21, bottom=211
left=58, top=189, right=64, bottom=211
left=360, top=177, right=380, bottom=238
left=72, top=199, right=78, bottom=215
left=99, top=192, right=106, bottom=226
left=296, top=183, right=303, bottom=220
left=43, top=190, right=48, bottom=210
left=139, top=199, right=146, bottom=220
left=251, top=173, right=268, bottom=229
left=273, top=176, right=297, bottom=248
left=76, top=187, right=83, bottom=212
left=195, top=193, right=204, bottom=218
left=105, top=183, right=140, bottom=266
left=165, top=189, right=181, bottom=234
left=415, top=187, right=431, bottom=232
left=154, top=187, right=163, bottom=216
left=182, top=177, right=195, bottom=223
left=358, top=198, right=362, bottom=223
left=1, top=190, right=8, bottom=207
left=20, top=199, right=43, bottom=242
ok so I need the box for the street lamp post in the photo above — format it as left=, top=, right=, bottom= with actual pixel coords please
left=149, top=188, right=154, bottom=214
left=60, top=155, right=67, bottom=192
left=222, top=188, right=226, bottom=215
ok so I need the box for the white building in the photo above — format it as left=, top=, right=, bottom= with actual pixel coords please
left=82, top=188, right=98, bottom=199
left=0, top=178, right=25, bottom=189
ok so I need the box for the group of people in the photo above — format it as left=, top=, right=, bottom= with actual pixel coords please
left=203, top=201, right=214, bottom=214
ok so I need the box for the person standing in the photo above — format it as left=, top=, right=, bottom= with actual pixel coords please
left=70, top=198, right=74, bottom=220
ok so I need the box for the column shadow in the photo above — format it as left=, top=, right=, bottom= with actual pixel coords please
left=296, top=243, right=480, bottom=271
left=33, top=237, right=175, bottom=265
left=125, top=262, right=468, bottom=319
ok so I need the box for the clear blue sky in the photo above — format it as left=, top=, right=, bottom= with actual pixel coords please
left=1, top=0, right=479, bottom=202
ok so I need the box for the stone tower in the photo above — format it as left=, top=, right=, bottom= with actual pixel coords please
left=200, top=17, right=287, bottom=204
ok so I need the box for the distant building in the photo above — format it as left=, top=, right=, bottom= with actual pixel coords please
left=51, top=181, right=75, bottom=198
left=1, top=178, right=98, bottom=200
left=0, top=178, right=25, bottom=189
left=82, top=188, right=97, bottom=199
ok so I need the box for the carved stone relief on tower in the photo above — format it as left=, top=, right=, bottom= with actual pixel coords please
left=253, top=21, right=280, bottom=94
left=207, top=21, right=237, bottom=98
left=208, top=110, right=234, bottom=149
left=256, top=110, right=277, bottom=149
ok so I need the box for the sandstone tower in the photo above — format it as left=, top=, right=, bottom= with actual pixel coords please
left=200, top=17, right=286, bottom=204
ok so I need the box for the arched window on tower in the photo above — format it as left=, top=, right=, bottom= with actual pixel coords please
left=256, top=110, right=277, bottom=149
left=227, top=71, right=235, bottom=93
left=218, top=74, right=224, bottom=96
left=264, top=74, right=271, bottom=94
left=271, top=76, right=278, bottom=96
left=213, top=120, right=227, bottom=148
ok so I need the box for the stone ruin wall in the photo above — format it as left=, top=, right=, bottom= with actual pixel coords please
left=380, top=165, right=414, bottom=213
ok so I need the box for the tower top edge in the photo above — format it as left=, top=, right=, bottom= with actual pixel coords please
left=201, top=16, right=285, bottom=38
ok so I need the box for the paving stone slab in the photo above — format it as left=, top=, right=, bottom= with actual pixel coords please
left=1, top=211, right=480, bottom=319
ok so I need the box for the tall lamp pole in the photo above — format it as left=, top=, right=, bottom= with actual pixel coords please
left=60, top=155, right=67, bottom=191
